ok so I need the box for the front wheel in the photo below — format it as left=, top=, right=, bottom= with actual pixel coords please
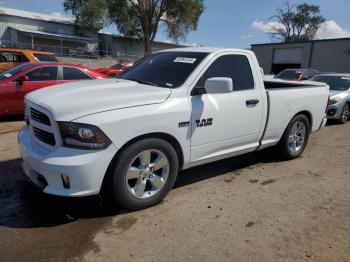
left=107, top=138, right=178, bottom=210
left=277, top=114, right=310, bottom=160
left=338, top=104, right=349, bottom=124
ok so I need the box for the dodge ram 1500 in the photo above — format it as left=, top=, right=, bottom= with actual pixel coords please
left=18, top=48, right=329, bottom=210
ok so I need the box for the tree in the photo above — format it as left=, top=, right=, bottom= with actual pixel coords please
left=269, top=1, right=325, bottom=43
left=64, top=0, right=205, bottom=55
left=64, top=0, right=109, bottom=35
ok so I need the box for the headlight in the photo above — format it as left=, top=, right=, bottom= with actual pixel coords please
left=329, top=97, right=340, bottom=105
left=58, top=122, right=111, bottom=150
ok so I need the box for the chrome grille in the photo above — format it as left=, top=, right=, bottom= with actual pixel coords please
left=30, top=108, right=51, bottom=126
left=32, top=127, right=56, bottom=146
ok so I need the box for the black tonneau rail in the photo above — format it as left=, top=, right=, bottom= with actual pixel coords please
left=264, top=80, right=319, bottom=89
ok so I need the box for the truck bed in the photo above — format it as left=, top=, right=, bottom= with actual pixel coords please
left=259, top=79, right=329, bottom=149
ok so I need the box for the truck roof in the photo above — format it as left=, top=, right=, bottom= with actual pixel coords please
left=0, top=47, right=54, bottom=55
left=13, top=62, right=90, bottom=68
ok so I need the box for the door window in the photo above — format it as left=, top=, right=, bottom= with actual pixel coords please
left=63, top=67, right=92, bottom=80
left=0, top=52, right=29, bottom=63
left=196, top=55, right=255, bottom=91
left=26, top=67, right=58, bottom=81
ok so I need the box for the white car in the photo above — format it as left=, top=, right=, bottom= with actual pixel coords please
left=18, top=48, right=329, bottom=210
left=310, top=74, right=350, bottom=124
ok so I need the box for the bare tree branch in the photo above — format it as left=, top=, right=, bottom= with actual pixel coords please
left=267, top=0, right=325, bottom=43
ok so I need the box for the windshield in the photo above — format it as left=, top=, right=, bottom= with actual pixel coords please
left=0, top=63, right=30, bottom=80
left=275, top=70, right=302, bottom=80
left=119, top=51, right=208, bottom=88
left=310, top=75, right=350, bottom=91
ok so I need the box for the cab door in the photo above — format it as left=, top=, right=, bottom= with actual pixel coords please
left=10, top=66, right=60, bottom=114
left=190, top=54, right=263, bottom=163
left=0, top=80, right=17, bottom=115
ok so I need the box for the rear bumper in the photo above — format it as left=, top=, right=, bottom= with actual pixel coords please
left=18, top=126, right=118, bottom=197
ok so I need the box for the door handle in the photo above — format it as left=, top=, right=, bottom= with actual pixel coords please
left=246, top=99, right=259, bottom=106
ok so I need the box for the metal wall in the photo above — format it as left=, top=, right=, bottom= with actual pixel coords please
left=0, top=15, right=97, bottom=51
left=311, top=39, right=350, bottom=73
left=251, top=39, right=350, bottom=74
left=0, top=15, right=76, bottom=40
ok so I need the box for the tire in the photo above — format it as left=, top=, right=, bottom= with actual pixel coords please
left=338, top=104, right=349, bottom=124
left=107, top=138, right=178, bottom=210
left=277, top=114, right=310, bottom=160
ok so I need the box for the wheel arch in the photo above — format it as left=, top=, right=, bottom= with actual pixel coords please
left=100, top=132, right=184, bottom=195
left=117, top=132, right=184, bottom=170
left=293, top=110, right=313, bottom=129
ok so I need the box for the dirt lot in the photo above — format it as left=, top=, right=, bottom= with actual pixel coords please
left=0, top=119, right=349, bottom=262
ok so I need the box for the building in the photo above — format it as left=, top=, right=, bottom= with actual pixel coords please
left=0, top=6, right=181, bottom=62
left=0, top=6, right=97, bottom=56
left=251, top=38, right=350, bottom=74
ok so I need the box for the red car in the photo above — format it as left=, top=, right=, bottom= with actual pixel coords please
left=275, top=68, right=319, bottom=81
left=95, top=63, right=133, bottom=77
left=0, top=62, right=107, bottom=116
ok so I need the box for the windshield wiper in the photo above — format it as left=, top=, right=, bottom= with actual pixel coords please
left=126, top=77, right=159, bottom=87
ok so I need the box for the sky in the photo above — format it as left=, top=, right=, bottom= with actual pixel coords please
left=1, top=0, right=350, bottom=48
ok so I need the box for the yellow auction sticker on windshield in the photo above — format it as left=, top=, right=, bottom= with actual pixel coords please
left=173, top=57, right=197, bottom=64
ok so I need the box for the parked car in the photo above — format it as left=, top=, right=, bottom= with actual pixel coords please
left=0, top=62, right=107, bottom=116
left=0, top=48, right=58, bottom=73
left=310, top=74, right=350, bottom=123
left=95, top=63, right=133, bottom=77
left=18, top=48, right=329, bottom=210
left=275, top=68, right=319, bottom=81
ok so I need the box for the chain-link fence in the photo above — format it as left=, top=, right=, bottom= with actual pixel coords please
left=0, top=40, right=142, bottom=65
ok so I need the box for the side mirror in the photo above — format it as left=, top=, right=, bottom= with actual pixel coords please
left=16, top=75, right=29, bottom=84
left=204, top=77, right=233, bottom=94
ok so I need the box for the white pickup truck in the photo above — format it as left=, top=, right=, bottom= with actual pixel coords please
left=18, top=48, right=329, bottom=210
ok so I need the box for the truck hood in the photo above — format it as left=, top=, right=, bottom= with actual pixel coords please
left=26, top=79, right=171, bottom=121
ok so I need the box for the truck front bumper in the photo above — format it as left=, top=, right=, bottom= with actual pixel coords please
left=18, top=126, right=118, bottom=197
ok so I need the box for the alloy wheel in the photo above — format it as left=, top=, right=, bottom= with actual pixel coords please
left=125, top=149, right=169, bottom=199
left=288, top=121, right=306, bottom=153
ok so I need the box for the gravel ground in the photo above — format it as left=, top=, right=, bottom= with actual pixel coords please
left=0, top=120, right=349, bottom=262
left=0, top=117, right=24, bottom=135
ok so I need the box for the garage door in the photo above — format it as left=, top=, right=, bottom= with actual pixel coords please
left=273, top=48, right=303, bottom=64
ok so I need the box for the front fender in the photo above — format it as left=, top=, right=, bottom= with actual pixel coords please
left=74, top=98, right=192, bottom=167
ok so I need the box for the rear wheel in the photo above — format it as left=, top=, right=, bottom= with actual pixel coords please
left=277, top=114, right=310, bottom=160
left=107, top=138, right=178, bottom=210
left=338, top=104, right=349, bottom=124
